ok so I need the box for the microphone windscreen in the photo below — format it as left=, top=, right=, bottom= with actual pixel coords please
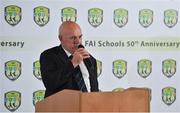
left=78, top=44, right=84, bottom=48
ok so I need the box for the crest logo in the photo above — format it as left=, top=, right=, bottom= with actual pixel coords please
left=34, top=6, right=50, bottom=27
left=96, top=60, right=102, bottom=77
left=114, top=8, right=128, bottom=28
left=33, top=90, right=45, bottom=106
left=138, top=59, right=152, bottom=78
left=113, top=59, right=127, bottom=79
left=162, top=59, right=176, bottom=78
left=4, top=91, right=21, bottom=112
left=61, top=7, right=77, bottom=22
left=4, top=5, right=21, bottom=26
left=162, top=87, right=176, bottom=105
left=33, top=60, right=42, bottom=80
left=139, top=9, right=153, bottom=28
left=164, top=9, right=178, bottom=28
left=112, top=87, right=124, bottom=92
left=88, top=8, right=103, bottom=27
left=5, top=60, right=21, bottom=81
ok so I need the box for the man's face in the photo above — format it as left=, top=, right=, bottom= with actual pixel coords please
left=60, top=24, right=82, bottom=54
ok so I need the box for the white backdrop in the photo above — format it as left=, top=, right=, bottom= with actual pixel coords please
left=1, top=0, right=180, bottom=112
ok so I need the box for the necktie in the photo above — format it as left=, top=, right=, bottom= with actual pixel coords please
left=74, top=66, right=87, bottom=92
left=69, top=55, right=87, bottom=92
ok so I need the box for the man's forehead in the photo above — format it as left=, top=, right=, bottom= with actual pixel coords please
left=60, top=25, right=81, bottom=34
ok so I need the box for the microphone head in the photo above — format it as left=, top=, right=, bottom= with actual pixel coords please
left=78, top=44, right=84, bottom=48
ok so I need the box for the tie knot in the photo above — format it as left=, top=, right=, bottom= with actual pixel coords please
left=69, top=55, right=73, bottom=60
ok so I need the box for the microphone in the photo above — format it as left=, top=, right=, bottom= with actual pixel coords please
left=78, top=44, right=84, bottom=49
left=78, top=44, right=92, bottom=66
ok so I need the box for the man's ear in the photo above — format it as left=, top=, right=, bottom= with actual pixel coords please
left=59, top=35, right=62, bottom=41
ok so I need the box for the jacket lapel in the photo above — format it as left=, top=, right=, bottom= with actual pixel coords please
left=56, top=45, right=69, bottom=63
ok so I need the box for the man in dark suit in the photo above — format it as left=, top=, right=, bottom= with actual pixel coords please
left=40, top=21, right=99, bottom=98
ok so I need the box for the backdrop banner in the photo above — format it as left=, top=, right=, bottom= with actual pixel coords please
left=0, top=0, right=180, bottom=112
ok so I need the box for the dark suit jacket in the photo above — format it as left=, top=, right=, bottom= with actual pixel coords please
left=40, top=45, right=99, bottom=98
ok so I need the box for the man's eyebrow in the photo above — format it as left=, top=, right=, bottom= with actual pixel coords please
left=72, top=34, right=83, bottom=38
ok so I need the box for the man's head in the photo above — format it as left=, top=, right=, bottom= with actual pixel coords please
left=58, top=21, right=82, bottom=54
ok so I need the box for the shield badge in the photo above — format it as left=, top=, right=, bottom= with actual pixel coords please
left=96, top=60, right=102, bottom=77
left=138, top=59, right=152, bottom=78
left=4, top=91, right=21, bottom=112
left=61, top=7, right=77, bottom=22
left=113, top=59, right=127, bottom=79
left=33, top=60, right=42, bottom=80
left=114, top=8, right=128, bottom=28
left=88, top=8, right=103, bottom=27
left=4, top=5, right=21, bottom=26
left=164, top=9, right=178, bottom=28
left=33, top=90, right=45, bottom=106
left=34, top=6, right=50, bottom=27
left=139, top=9, right=153, bottom=28
left=162, top=59, right=176, bottom=78
left=5, top=60, right=21, bottom=81
left=162, top=87, right=176, bottom=105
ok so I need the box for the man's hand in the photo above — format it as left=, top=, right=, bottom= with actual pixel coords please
left=71, top=48, right=90, bottom=67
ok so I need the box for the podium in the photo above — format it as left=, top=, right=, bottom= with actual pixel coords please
left=35, top=88, right=150, bottom=112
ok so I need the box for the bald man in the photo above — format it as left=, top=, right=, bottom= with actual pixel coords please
left=40, top=21, right=99, bottom=98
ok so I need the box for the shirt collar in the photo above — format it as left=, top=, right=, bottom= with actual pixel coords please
left=62, top=46, right=72, bottom=57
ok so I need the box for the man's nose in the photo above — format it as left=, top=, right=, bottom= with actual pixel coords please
left=74, top=37, right=81, bottom=43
